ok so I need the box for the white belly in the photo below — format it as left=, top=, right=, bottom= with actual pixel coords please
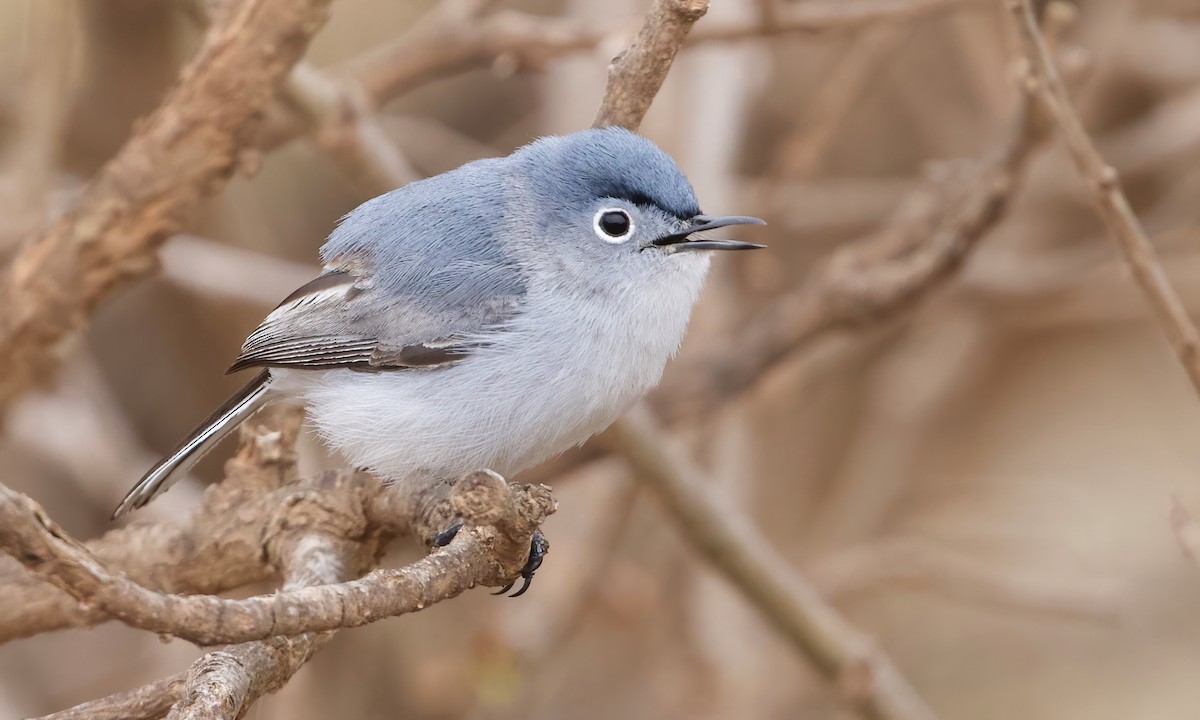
left=272, top=255, right=709, bottom=485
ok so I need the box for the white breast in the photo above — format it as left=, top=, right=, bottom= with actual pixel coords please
left=274, top=254, right=710, bottom=485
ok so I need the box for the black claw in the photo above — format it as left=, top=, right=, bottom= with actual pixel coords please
left=509, top=576, right=534, bottom=598
left=494, top=530, right=549, bottom=598
left=432, top=520, right=464, bottom=548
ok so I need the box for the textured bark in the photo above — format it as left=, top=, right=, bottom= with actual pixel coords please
left=592, top=0, right=709, bottom=129
left=0, top=0, right=333, bottom=408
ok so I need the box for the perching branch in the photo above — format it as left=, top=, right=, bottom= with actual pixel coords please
left=0, top=409, right=370, bottom=644
left=0, top=467, right=553, bottom=646
left=12, top=407, right=554, bottom=719
left=0, top=0, right=333, bottom=410
left=1008, top=0, right=1200, bottom=398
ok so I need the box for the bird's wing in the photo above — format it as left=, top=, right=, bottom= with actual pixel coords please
left=228, top=253, right=523, bottom=373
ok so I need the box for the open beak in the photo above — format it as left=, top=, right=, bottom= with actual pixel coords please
left=650, top=214, right=767, bottom=252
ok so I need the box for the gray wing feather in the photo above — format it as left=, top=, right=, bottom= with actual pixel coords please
left=228, top=258, right=521, bottom=373
left=232, top=158, right=526, bottom=373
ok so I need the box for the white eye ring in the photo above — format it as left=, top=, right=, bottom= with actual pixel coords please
left=593, top=208, right=635, bottom=244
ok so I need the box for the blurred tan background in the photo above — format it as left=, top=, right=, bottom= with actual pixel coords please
left=5, top=0, right=1200, bottom=718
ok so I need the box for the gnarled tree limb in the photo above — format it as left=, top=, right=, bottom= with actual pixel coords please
left=0, top=467, right=554, bottom=646
left=13, top=411, right=554, bottom=719
left=0, top=409, right=376, bottom=643
left=165, top=521, right=368, bottom=718
left=0, top=0, right=333, bottom=410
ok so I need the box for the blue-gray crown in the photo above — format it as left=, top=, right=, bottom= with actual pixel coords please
left=513, top=127, right=701, bottom=219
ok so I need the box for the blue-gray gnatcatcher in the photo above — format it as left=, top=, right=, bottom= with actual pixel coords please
left=114, top=127, right=764, bottom=589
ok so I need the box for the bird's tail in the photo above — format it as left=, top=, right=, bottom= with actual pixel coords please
left=112, top=369, right=273, bottom=518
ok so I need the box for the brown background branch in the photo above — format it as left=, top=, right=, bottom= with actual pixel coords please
left=266, top=0, right=987, bottom=164
left=0, top=0, right=332, bottom=409
left=588, top=5, right=937, bottom=719
left=610, top=406, right=938, bottom=720
left=37, top=675, right=186, bottom=720
left=653, top=89, right=1048, bottom=422
left=1009, top=0, right=1200, bottom=396
left=592, top=0, right=709, bottom=129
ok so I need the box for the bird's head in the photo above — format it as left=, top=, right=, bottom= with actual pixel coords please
left=511, top=128, right=765, bottom=272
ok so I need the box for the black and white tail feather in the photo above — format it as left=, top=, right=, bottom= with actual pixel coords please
left=111, top=370, right=272, bottom=518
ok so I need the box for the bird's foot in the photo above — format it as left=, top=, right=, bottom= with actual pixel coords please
left=431, top=520, right=464, bottom=548
left=493, top=530, right=549, bottom=598
left=430, top=521, right=548, bottom=598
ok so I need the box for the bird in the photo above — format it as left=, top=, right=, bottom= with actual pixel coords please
left=113, top=126, right=764, bottom=593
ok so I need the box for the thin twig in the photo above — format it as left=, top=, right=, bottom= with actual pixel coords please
left=610, top=406, right=938, bottom=720
left=283, top=63, right=419, bottom=195
left=810, top=537, right=1120, bottom=622
left=264, top=0, right=986, bottom=154
left=343, top=11, right=603, bottom=112
left=654, top=85, right=1048, bottom=423
left=593, top=0, right=710, bottom=129
left=1008, top=0, right=1200, bottom=396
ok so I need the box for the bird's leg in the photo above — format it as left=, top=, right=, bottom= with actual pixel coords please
left=493, top=530, right=549, bottom=598
left=432, top=523, right=548, bottom=597
left=431, top=519, right=464, bottom=547
left=425, top=472, right=550, bottom=597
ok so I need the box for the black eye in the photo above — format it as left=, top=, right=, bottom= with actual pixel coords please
left=595, top=209, right=632, bottom=240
